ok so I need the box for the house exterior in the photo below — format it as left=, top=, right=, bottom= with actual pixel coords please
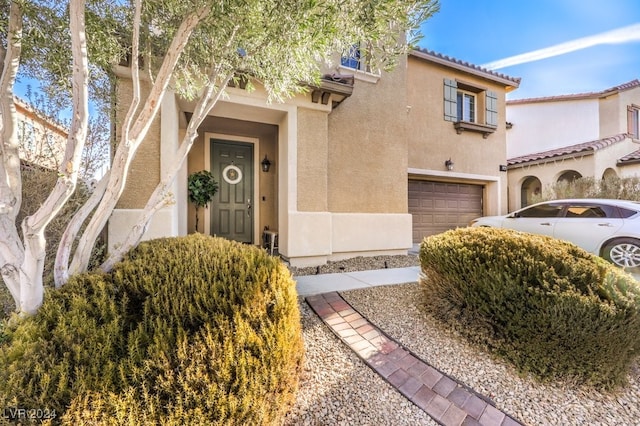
left=506, top=80, right=640, bottom=210
left=407, top=50, right=519, bottom=244
left=15, top=97, right=67, bottom=169
left=110, top=49, right=519, bottom=266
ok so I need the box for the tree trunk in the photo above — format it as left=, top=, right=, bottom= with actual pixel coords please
left=68, top=6, right=209, bottom=278
left=0, top=1, right=24, bottom=311
left=17, top=0, right=90, bottom=314
left=0, top=218, right=22, bottom=308
left=54, top=171, right=109, bottom=287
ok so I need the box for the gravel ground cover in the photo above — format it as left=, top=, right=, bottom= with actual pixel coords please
left=287, top=254, right=419, bottom=276
left=285, top=255, right=640, bottom=426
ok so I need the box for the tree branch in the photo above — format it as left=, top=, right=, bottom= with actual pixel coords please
left=69, top=6, right=210, bottom=278
left=100, top=69, right=234, bottom=271
left=54, top=170, right=110, bottom=287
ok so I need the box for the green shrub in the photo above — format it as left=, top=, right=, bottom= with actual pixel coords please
left=420, top=227, right=640, bottom=389
left=0, top=234, right=303, bottom=425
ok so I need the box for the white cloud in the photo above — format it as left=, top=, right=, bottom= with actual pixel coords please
left=482, top=23, right=640, bottom=70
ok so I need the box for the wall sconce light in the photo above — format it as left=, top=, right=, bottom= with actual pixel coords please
left=445, top=158, right=454, bottom=171
left=261, top=155, right=272, bottom=172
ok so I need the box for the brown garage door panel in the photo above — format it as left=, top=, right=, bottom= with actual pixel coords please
left=409, top=180, right=483, bottom=243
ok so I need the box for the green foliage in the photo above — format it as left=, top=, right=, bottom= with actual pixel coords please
left=187, top=170, right=218, bottom=208
left=420, top=227, right=640, bottom=389
left=8, top=0, right=439, bottom=112
left=535, top=175, right=640, bottom=202
left=0, top=234, right=303, bottom=424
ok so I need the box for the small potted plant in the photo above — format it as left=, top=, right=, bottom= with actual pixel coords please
left=188, top=170, right=218, bottom=232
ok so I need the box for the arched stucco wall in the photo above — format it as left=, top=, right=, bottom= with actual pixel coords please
left=556, top=170, right=582, bottom=182
left=603, top=168, right=618, bottom=179
left=520, top=175, right=542, bottom=208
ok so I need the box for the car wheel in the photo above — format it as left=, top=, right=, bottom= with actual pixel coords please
left=602, top=238, right=640, bottom=268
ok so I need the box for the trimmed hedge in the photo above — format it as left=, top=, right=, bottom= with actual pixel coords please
left=0, top=234, right=303, bottom=424
left=420, top=227, right=640, bottom=389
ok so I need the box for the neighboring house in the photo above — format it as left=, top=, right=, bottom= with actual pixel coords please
left=111, top=49, right=519, bottom=266
left=15, top=97, right=67, bottom=170
left=506, top=80, right=640, bottom=210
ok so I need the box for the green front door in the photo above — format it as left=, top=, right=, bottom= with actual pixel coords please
left=211, top=140, right=254, bottom=243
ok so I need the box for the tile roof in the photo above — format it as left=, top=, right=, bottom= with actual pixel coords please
left=507, top=79, right=640, bottom=105
left=618, top=148, right=640, bottom=164
left=410, top=48, right=521, bottom=88
left=507, top=133, right=630, bottom=166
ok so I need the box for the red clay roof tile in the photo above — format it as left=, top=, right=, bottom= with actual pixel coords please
left=508, top=133, right=630, bottom=166
left=507, top=79, right=640, bottom=105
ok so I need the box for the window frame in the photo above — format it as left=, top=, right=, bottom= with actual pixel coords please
left=338, top=42, right=381, bottom=83
left=456, top=90, right=476, bottom=123
left=628, top=104, right=639, bottom=140
left=340, top=43, right=362, bottom=70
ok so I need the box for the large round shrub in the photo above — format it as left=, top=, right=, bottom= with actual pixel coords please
left=420, top=227, right=640, bottom=389
left=0, top=234, right=303, bottom=424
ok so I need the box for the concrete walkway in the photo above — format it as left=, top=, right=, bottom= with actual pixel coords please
left=295, top=266, right=421, bottom=296
left=295, top=268, right=523, bottom=426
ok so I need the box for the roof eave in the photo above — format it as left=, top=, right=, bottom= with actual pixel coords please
left=508, top=151, right=595, bottom=169
left=410, top=49, right=521, bottom=90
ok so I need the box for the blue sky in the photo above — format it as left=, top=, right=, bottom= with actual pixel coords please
left=418, top=0, right=640, bottom=100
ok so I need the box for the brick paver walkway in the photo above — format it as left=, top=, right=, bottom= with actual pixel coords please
left=306, top=291, right=524, bottom=426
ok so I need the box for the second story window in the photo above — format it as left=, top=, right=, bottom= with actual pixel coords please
left=444, top=78, right=498, bottom=138
left=629, top=105, right=639, bottom=139
left=340, top=42, right=379, bottom=75
left=338, top=42, right=381, bottom=83
left=456, top=91, right=476, bottom=122
left=341, top=44, right=361, bottom=70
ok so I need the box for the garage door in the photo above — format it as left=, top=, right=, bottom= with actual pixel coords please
left=408, top=180, right=483, bottom=243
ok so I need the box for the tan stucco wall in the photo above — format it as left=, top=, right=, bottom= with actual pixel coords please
left=599, top=94, right=622, bottom=138
left=407, top=56, right=508, bottom=177
left=405, top=56, right=510, bottom=215
left=115, top=80, right=161, bottom=209
left=600, top=86, right=640, bottom=137
left=297, top=108, right=328, bottom=211
left=186, top=133, right=205, bottom=233
left=326, top=64, right=409, bottom=213
left=620, top=164, right=640, bottom=178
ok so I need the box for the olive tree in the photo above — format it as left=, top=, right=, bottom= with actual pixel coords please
left=1, top=0, right=439, bottom=314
